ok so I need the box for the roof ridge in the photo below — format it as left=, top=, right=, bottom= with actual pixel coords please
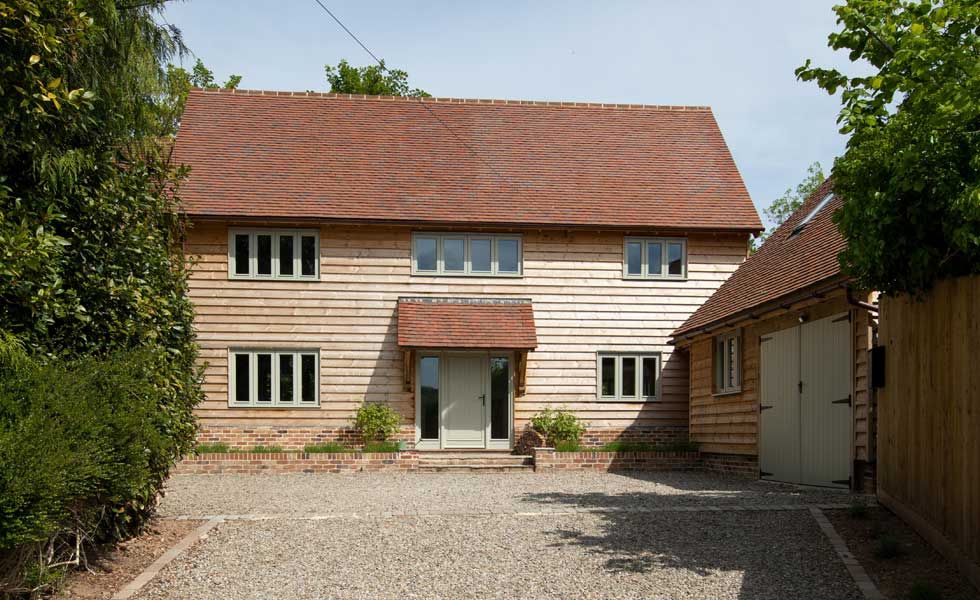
left=191, top=87, right=713, bottom=112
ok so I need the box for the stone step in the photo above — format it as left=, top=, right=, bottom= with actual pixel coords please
left=418, top=457, right=532, bottom=466
left=416, top=464, right=534, bottom=473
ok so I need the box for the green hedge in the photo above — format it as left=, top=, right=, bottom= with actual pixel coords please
left=0, top=336, right=195, bottom=590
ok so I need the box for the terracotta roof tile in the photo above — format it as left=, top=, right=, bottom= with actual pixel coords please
left=173, top=88, right=761, bottom=231
left=672, top=178, right=846, bottom=338
left=397, top=298, right=537, bottom=349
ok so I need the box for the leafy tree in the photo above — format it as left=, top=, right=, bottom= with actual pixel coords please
left=797, top=0, right=980, bottom=294
left=324, top=59, right=430, bottom=97
left=160, top=59, right=242, bottom=135
left=753, top=162, right=826, bottom=251
left=0, top=0, right=201, bottom=501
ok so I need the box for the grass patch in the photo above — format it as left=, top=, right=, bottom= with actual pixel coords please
left=908, top=581, right=943, bottom=600
left=303, top=442, right=355, bottom=454
left=361, top=441, right=401, bottom=453
left=873, top=534, right=906, bottom=559
left=194, top=442, right=230, bottom=454
left=554, top=440, right=582, bottom=452
left=249, top=445, right=285, bottom=454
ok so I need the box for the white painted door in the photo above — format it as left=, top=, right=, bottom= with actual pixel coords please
left=760, top=326, right=801, bottom=484
left=800, top=314, right=852, bottom=487
left=443, top=354, right=486, bottom=448
left=759, top=313, right=852, bottom=488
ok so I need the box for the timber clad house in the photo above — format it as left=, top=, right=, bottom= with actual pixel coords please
left=173, top=88, right=765, bottom=456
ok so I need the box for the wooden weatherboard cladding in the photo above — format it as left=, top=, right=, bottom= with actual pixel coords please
left=186, top=222, right=747, bottom=431
left=681, top=290, right=874, bottom=461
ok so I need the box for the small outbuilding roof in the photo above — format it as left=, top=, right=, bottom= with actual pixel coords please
left=172, top=88, right=761, bottom=232
left=672, top=178, right=847, bottom=340
left=396, top=297, right=538, bottom=349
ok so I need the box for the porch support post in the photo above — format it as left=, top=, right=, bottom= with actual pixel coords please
left=516, top=351, right=528, bottom=397
left=403, top=349, right=414, bottom=392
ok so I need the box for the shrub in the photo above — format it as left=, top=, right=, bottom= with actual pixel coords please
left=0, top=338, right=192, bottom=592
left=352, top=403, right=401, bottom=442
left=909, top=581, right=943, bottom=600
left=304, top=443, right=354, bottom=454
left=530, top=408, right=586, bottom=445
left=195, top=443, right=230, bottom=454
left=250, top=445, right=285, bottom=454
left=847, top=500, right=870, bottom=520
left=362, top=441, right=401, bottom=453
left=873, top=535, right=905, bottom=559
left=554, top=440, right=582, bottom=452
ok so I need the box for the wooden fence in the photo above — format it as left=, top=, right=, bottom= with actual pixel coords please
left=878, top=275, right=980, bottom=590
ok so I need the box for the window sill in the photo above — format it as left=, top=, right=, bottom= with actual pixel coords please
left=712, top=389, right=742, bottom=397
left=597, top=397, right=658, bottom=403
left=227, top=404, right=322, bottom=409
left=410, top=272, right=523, bottom=278
left=623, top=276, right=688, bottom=282
left=227, top=276, right=320, bottom=282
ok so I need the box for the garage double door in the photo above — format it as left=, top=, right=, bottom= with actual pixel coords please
left=759, top=313, right=852, bottom=488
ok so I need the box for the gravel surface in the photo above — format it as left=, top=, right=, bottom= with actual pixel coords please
left=137, top=510, right=860, bottom=600
left=158, top=471, right=856, bottom=517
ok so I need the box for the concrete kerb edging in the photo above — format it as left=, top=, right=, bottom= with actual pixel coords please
left=809, top=507, right=885, bottom=600
left=111, top=517, right=222, bottom=600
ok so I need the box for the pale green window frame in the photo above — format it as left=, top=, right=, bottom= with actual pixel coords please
left=623, top=237, right=687, bottom=280
left=411, top=232, right=523, bottom=277
left=228, top=348, right=320, bottom=407
left=228, top=228, right=320, bottom=280
left=713, top=331, right=741, bottom=395
left=597, top=352, right=661, bottom=402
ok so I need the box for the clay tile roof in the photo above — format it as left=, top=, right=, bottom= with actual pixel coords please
left=172, top=88, right=761, bottom=231
left=397, top=298, right=537, bottom=349
left=672, top=178, right=846, bottom=339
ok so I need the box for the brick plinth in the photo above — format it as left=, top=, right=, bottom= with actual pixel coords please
left=533, top=448, right=701, bottom=472
left=176, top=451, right=419, bottom=474
left=195, top=425, right=415, bottom=452
left=699, top=452, right=759, bottom=478
left=579, top=426, right=688, bottom=447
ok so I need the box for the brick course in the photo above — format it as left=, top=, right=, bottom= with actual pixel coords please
left=176, top=452, right=419, bottom=474
left=699, top=452, right=759, bottom=478
left=195, top=425, right=415, bottom=452
left=533, top=448, right=701, bottom=473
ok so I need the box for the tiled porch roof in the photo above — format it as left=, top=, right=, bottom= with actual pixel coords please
left=396, top=297, right=538, bottom=349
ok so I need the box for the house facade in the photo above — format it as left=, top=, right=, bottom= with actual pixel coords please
left=671, top=179, right=877, bottom=490
left=174, top=88, right=761, bottom=451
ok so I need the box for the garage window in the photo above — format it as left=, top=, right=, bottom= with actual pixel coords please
left=714, top=332, right=741, bottom=394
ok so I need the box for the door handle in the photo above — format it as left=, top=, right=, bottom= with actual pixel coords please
left=480, top=394, right=486, bottom=406
left=760, top=405, right=774, bottom=411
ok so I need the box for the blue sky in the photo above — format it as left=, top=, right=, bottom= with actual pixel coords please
left=163, top=0, right=855, bottom=224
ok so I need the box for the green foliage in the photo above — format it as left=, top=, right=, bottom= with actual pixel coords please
left=0, top=0, right=202, bottom=590
left=361, top=441, right=401, bottom=453
left=873, top=534, right=905, bottom=559
left=753, top=162, right=826, bottom=251
left=194, top=443, right=230, bottom=454
left=250, top=445, right=285, bottom=454
left=848, top=499, right=871, bottom=519
left=304, top=442, right=355, bottom=454
left=352, top=403, right=402, bottom=442
left=797, top=0, right=980, bottom=294
left=530, top=408, right=587, bottom=445
left=554, top=440, right=582, bottom=452
left=324, top=59, right=430, bottom=97
left=909, top=581, right=943, bottom=600
left=0, top=338, right=188, bottom=590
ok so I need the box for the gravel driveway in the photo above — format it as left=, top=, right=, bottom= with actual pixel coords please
left=138, top=472, right=863, bottom=599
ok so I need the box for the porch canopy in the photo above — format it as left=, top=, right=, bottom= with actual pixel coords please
left=396, top=297, right=537, bottom=349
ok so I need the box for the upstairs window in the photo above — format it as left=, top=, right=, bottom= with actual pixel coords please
left=624, top=237, right=686, bottom=279
left=598, top=352, right=660, bottom=401
left=412, top=233, right=522, bottom=276
left=229, top=229, right=319, bottom=280
left=713, top=331, right=741, bottom=394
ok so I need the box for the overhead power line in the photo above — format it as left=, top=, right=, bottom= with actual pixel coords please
left=308, top=0, right=515, bottom=186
